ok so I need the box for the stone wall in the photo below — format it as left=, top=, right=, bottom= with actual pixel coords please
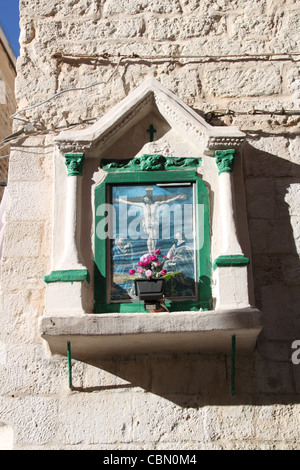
left=0, top=0, right=299, bottom=450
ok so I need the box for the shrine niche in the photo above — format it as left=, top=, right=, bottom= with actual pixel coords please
left=40, top=77, right=262, bottom=360
left=94, top=162, right=211, bottom=313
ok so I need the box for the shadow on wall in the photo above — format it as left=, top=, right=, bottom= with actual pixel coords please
left=242, top=136, right=300, bottom=404
left=72, top=135, right=300, bottom=408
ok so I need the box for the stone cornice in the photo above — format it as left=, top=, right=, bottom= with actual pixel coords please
left=54, top=77, right=246, bottom=156
left=205, top=134, right=246, bottom=155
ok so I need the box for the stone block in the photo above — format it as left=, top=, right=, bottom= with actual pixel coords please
left=0, top=396, right=58, bottom=446
left=8, top=145, right=52, bottom=182
left=44, top=282, right=88, bottom=315
left=261, top=285, right=300, bottom=341
left=5, top=181, right=51, bottom=221
left=2, top=221, right=43, bottom=258
left=74, top=359, right=146, bottom=391
left=245, top=177, right=279, bottom=219
left=245, top=178, right=275, bottom=199
left=131, top=392, right=206, bottom=444
left=248, top=219, right=293, bottom=254
left=229, top=15, right=273, bottom=40
left=255, top=405, right=300, bottom=442
left=203, top=64, right=281, bottom=98
left=1, top=289, right=45, bottom=340
left=181, top=36, right=267, bottom=58
left=281, top=254, right=300, bottom=285
left=181, top=0, right=267, bottom=15
left=158, top=68, right=203, bottom=104
left=20, top=0, right=99, bottom=19
left=255, top=338, right=292, bottom=363
left=286, top=68, right=300, bottom=104
left=0, top=341, right=71, bottom=396
left=146, top=15, right=226, bottom=41
left=15, top=55, right=58, bottom=106
left=270, top=8, right=300, bottom=53
left=150, top=353, right=227, bottom=396
left=213, top=265, right=250, bottom=309
left=251, top=254, right=283, bottom=291
left=103, top=0, right=182, bottom=16
left=58, top=392, right=132, bottom=445
left=246, top=194, right=276, bottom=219
left=35, top=18, right=145, bottom=44
left=204, top=406, right=255, bottom=442
left=1, top=258, right=47, bottom=291
left=254, top=354, right=295, bottom=395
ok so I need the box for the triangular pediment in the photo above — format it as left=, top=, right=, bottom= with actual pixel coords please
left=55, top=77, right=245, bottom=155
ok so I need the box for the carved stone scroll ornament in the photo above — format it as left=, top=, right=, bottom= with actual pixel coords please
left=101, top=154, right=202, bottom=172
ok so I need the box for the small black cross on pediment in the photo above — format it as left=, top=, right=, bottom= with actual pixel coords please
left=147, top=124, right=157, bottom=142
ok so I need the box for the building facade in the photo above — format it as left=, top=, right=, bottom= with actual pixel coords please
left=0, top=0, right=299, bottom=450
left=0, top=26, right=16, bottom=200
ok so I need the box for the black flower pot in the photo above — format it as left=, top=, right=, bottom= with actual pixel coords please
left=134, top=278, right=165, bottom=302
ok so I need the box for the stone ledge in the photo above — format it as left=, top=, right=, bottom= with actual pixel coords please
left=213, top=254, right=250, bottom=270
left=44, top=269, right=90, bottom=283
left=39, top=307, right=262, bottom=360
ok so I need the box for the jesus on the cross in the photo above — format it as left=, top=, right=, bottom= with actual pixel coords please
left=114, top=187, right=187, bottom=253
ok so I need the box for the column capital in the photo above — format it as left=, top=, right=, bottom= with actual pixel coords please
left=215, top=149, right=235, bottom=175
left=64, top=153, right=85, bottom=176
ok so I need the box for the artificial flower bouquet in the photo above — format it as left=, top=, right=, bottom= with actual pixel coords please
left=128, top=248, right=173, bottom=279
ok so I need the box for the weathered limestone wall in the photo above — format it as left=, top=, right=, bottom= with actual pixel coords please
left=0, top=0, right=299, bottom=449
left=0, top=28, right=16, bottom=200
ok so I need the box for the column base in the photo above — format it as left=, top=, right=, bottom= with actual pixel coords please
left=44, top=269, right=91, bottom=316
left=213, top=263, right=250, bottom=310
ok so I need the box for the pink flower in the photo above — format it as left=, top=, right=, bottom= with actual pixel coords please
left=137, top=267, right=143, bottom=274
left=153, top=261, right=161, bottom=267
left=160, top=269, right=167, bottom=276
left=154, top=249, right=161, bottom=255
left=141, top=253, right=150, bottom=262
left=128, top=269, right=135, bottom=275
left=150, top=255, right=157, bottom=261
left=167, top=252, right=173, bottom=259
left=145, top=270, right=152, bottom=277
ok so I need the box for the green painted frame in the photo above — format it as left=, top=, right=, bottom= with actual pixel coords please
left=94, top=170, right=212, bottom=313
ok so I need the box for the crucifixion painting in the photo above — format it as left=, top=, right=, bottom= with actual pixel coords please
left=111, top=183, right=196, bottom=301
left=114, top=186, right=187, bottom=252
